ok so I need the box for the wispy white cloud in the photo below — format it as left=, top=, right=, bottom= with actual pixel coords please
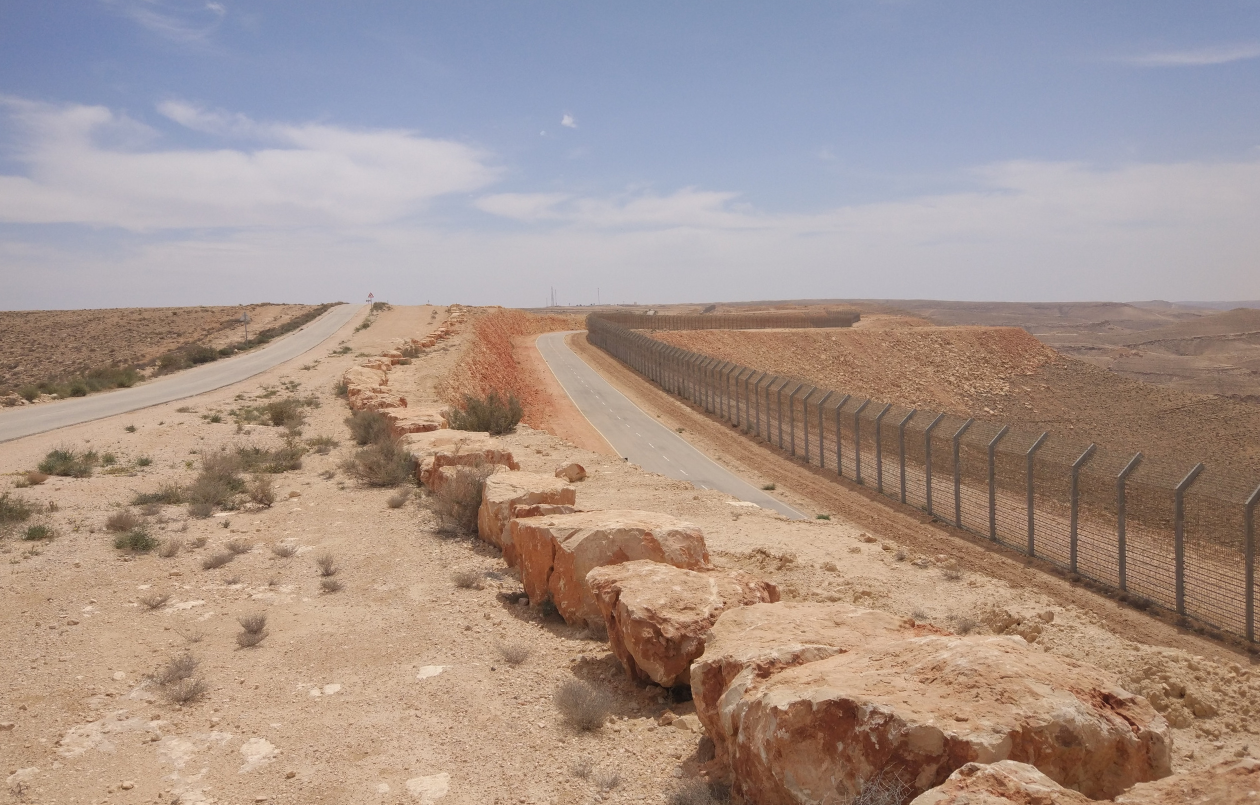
left=561, top=113, right=577, bottom=129
left=0, top=98, right=500, bottom=230
left=102, top=0, right=227, bottom=43
left=1118, top=43, right=1260, bottom=67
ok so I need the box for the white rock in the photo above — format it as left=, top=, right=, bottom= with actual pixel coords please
left=406, top=772, right=450, bottom=803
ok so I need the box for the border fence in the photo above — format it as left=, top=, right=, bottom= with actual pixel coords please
left=586, top=313, right=1260, bottom=644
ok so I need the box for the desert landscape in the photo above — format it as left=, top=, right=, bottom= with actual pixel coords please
left=2, top=302, right=1259, bottom=804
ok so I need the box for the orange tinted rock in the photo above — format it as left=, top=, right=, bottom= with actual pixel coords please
left=511, top=510, right=710, bottom=627
left=381, top=407, right=447, bottom=438
left=691, top=603, right=916, bottom=775
left=1114, top=757, right=1260, bottom=804
left=348, top=388, right=407, bottom=412
left=476, top=472, right=577, bottom=564
left=587, top=560, right=778, bottom=688
left=910, top=761, right=1093, bottom=805
left=401, top=430, right=519, bottom=488
left=555, top=463, right=587, bottom=482
left=511, top=503, right=577, bottom=519
left=732, top=635, right=1171, bottom=803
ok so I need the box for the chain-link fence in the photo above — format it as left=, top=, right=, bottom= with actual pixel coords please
left=587, top=314, right=1260, bottom=643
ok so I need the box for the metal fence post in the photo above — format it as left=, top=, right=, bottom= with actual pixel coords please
left=771, top=380, right=781, bottom=451
left=1174, top=463, right=1205, bottom=616
left=816, top=391, right=833, bottom=468
left=1069, top=444, right=1096, bottom=575
left=834, top=394, right=850, bottom=477
left=853, top=399, right=870, bottom=484
left=952, top=418, right=973, bottom=527
left=801, top=388, right=813, bottom=463
left=898, top=409, right=917, bottom=504
left=753, top=373, right=763, bottom=438
left=1247, top=484, right=1260, bottom=643
left=873, top=404, right=892, bottom=493
left=732, top=368, right=742, bottom=426
left=1025, top=432, right=1049, bottom=557
left=788, top=383, right=802, bottom=456
left=1116, top=452, right=1143, bottom=593
left=988, top=425, right=1009, bottom=541
left=924, top=413, right=945, bottom=515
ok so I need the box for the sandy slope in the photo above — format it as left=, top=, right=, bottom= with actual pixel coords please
left=1, top=305, right=1256, bottom=805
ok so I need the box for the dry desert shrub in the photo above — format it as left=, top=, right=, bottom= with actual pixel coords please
left=154, top=653, right=199, bottom=686
left=341, top=438, right=415, bottom=487
left=594, top=769, right=622, bottom=792
left=571, top=757, right=593, bottom=779
left=320, top=577, right=344, bottom=593
left=189, top=535, right=208, bottom=548
left=307, top=434, right=339, bottom=455
left=201, top=551, right=235, bottom=570
left=271, top=542, right=298, bottom=558
left=114, top=526, right=156, bottom=553
left=38, top=447, right=98, bottom=478
left=444, top=391, right=523, bottom=435
left=497, top=642, right=531, bottom=666
left=139, top=592, right=170, bottom=610
left=0, top=491, right=35, bottom=527
left=846, top=769, right=911, bottom=805
left=236, top=612, right=269, bottom=648
left=951, top=615, right=980, bottom=635
left=188, top=502, right=213, bottom=519
left=452, top=569, right=482, bottom=589
left=314, top=552, right=339, bottom=576
left=18, top=470, right=49, bottom=487
left=668, top=780, right=731, bottom=805
left=942, top=567, right=963, bottom=581
left=248, top=475, right=275, bottom=507
left=105, top=509, right=142, bottom=533
left=132, top=483, right=184, bottom=506
left=226, top=537, right=253, bottom=554
left=345, top=410, right=391, bottom=446
left=554, top=679, right=612, bottom=731
left=157, top=537, right=182, bottom=558
left=165, top=677, right=209, bottom=704
left=425, top=461, right=494, bottom=534
left=387, top=489, right=411, bottom=508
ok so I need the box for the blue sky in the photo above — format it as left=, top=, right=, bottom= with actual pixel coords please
left=1, top=1, right=1259, bottom=308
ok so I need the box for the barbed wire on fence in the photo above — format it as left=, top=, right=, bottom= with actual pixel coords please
left=586, top=313, right=1260, bottom=644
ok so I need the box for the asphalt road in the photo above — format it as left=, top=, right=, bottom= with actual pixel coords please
left=0, top=303, right=365, bottom=443
left=536, top=331, right=805, bottom=519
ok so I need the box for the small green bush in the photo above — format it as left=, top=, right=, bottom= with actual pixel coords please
left=445, top=392, right=523, bottom=435
left=132, top=484, right=185, bottom=506
left=23, top=523, right=54, bottom=541
left=114, top=527, right=156, bottom=552
left=38, top=448, right=98, bottom=478
left=0, top=492, right=35, bottom=525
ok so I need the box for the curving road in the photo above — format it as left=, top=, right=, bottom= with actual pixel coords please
left=0, top=303, right=365, bottom=443
left=536, top=331, right=805, bottom=519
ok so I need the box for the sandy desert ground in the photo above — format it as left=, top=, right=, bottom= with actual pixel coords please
left=2, top=304, right=1258, bottom=805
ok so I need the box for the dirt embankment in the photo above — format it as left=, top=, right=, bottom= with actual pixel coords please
left=436, top=308, right=585, bottom=426
left=0, top=304, right=319, bottom=393
left=656, top=326, right=1260, bottom=488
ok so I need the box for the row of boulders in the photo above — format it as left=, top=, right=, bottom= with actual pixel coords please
left=341, top=313, right=468, bottom=436
left=386, top=368, right=1251, bottom=802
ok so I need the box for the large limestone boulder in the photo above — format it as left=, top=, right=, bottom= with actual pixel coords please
left=400, top=430, right=519, bottom=488
left=555, top=462, right=587, bottom=482
left=348, top=388, right=407, bottom=412
left=511, top=510, right=710, bottom=627
left=731, top=635, right=1171, bottom=803
left=476, top=472, right=577, bottom=565
left=1114, top=757, right=1260, bottom=803
left=343, top=366, right=388, bottom=391
left=692, top=603, right=919, bottom=774
left=586, top=560, right=779, bottom=688
left=382, top=406, right=447, bottom=439
left=910, top=761, right=1092, bottom=804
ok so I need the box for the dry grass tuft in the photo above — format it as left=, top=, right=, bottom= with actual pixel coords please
left=571, top=757, right=593, bottom=779
left=315, top=552, right=338, bottom=577
left=238, top=612, right=267, bottom=634
left=497, top=642, right=532, bottom=666
left=424, top=461, right=494, bottom=534
left=226, top=537, right=253, bottom=554
left=105, top=509, right=142, bottom=533
left=320, top=577, right=344, bottom=593
left=247, top=475, right=275, bottom=507
left=154, top=653, right=199, bottom=685
left=189, top=535, right=209, bottom=548
left=668, top=780, right=731, bottom=805
left=951, top=615, right=980, bottom=635
left=452, top=569, right=482, bottom=589
left=164, top=677, right=208, bottom=704
left=554, top=679, right=613, bottom=731
left=340, top=438, right=415, bottom=487
left=139, top=592, right=171, bottom=610
left=158, top=538, right=182, bottom=558
left=345, top=410, right=391, bottom=445
left=271, top=542, right=298, bottom=558
left=201, top=551, right=235, bottom=570
left=387, top=489, right=411, bottom=508
left=594, top=770, right=622, bottom=792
